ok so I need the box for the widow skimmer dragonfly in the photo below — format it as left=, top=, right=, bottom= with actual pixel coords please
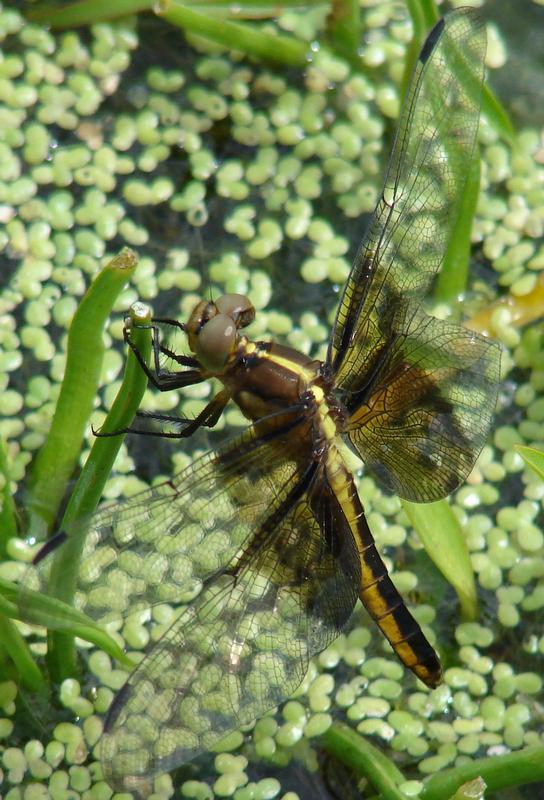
left=27, top=6, right=500, bottom=793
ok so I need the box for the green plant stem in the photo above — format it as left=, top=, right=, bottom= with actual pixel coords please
left=482, top=84, right=516, bottom=146
left=2, top=577, right=135, bottom=669
left=327, top=0, right=361, bottom=63
left=157, top=0, right=308, bottom=65
left=415, top=0, right=439, bottom=29
left=0, top=438, right=18, bottom=557
left=403, top=10, right=512, bottom=302
left=323, top=723, right=544, bottom=799
left=170, top=1, right=327, bottom=20
left=187, top=0, right=322, bottom=6
left=434, top=154, right=481, bottom=306
left=401, top=0, right=439, bottom=98
left=405, top=0, right=438, bottom=45
left=321, top=722, right=407, bottom=800
left=401, top=498, right=478, bottom=621
left=420, top=745, right=544, bottom=799
left=46, top=304, right=152, bottom=681
left=26, top=0, right=324, bottom=27
left=27, top=249, right=138, bottom=541
left=0, top=609, right=45, bottom=691
left=26, top=0, right=154, bottom=27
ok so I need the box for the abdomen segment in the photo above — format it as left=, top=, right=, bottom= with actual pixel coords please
left=327, top=455, right=442, bottom=688
left=357, top=532, right=442, bottom=688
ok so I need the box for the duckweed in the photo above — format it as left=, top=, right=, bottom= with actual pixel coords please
left=1, top=2, right=543, bottom=799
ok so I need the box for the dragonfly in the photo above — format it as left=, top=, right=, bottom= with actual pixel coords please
left=27, top=7, right=500, bottom=794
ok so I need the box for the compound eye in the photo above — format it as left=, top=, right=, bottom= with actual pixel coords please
left=186, top=300, right=217, bottom=353
left=215, top=293, right=255, bottom=328
left=196, top=313, right=236, bottom=372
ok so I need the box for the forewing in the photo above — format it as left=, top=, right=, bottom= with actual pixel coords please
left=346, top=304, right=500, bottom=501
left=21, top=409, right=311, bottom=631
left=21, top=409, right=360, bottom=791
left=328, top=8, right=486, bottom=387
left=100, top=467, right=360, bottom=792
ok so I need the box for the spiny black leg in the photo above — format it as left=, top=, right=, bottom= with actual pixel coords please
left=152, top=317, right=187, bottom=331
left=149, top=317, right=200, bottom=368
left=158, top=343, right=199, bottom=368
left=168, top=389, right=230, bottom=438
left=94, top=391, right=230, bottom=439
left=123, top=324, right=204, bottom=391
left=149, top=322, right=199, bottom=373
left=148, top=322, right=200, bottom=378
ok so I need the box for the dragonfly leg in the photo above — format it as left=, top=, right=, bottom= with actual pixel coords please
left=94, top=390, right=231, bottom=439
left=149, top=318, right=198, bottom=371
left=123, top=322, right=204, bottom=391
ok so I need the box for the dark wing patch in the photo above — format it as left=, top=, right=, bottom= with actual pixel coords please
left=346, top=304, right=500, bottom=501
left=328, top=8, right=487, bottom=386
left=419, top=17, right=445, bottom=64
left=100, top=471, right=360, bottom=793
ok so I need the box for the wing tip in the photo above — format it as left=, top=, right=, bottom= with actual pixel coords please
left=419, top=17, right=445, bottom=64
left=33, top=530, right=68, bottom=565
left=104, top=682, right=131, bottom=732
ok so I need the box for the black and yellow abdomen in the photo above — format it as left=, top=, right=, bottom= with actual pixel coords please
left=325, top=448, right=442, bottom=688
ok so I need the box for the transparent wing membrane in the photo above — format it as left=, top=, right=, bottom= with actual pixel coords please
left=346, top=304, right=500, bottom=501
left=22, top=409, right=307, bottom=627
left=329, top=9, right=487, bottom=384
left=327, top=8, right=500, bottom=499
left=101, top=478, right=359, bottom=792
left=22, top=409, right=360, bottom=791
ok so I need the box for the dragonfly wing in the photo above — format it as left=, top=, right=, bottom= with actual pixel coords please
left=325, top=8, right=500, bottom=500
left=100, top=460, right=360, bottom=792
left=22, top=408, right=312, bottom=629
left=346, top=304, right=500, bottom=501
left=328, top=8, right=487, bottom=386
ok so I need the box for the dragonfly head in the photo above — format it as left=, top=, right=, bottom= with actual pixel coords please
left=187, top=293, right=255, bottom=372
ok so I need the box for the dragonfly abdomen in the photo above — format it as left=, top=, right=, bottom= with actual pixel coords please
left=358, top=545, right=443, bottom=688
left=326, top=455, right=442, bottom=688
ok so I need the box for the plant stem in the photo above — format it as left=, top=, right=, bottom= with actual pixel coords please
left=0, top=610, right=45, bottom=691
left=481, top=83, right=516, bottom=146
left=405, top=0, right=437, bottom=46
left=2, top=577, right=135, bottom=669
left=321, top=722, right=407, bottom=800
left=46, top=303, right=152, bottom=681
left=416, top=0, right=439, bottom=29
left=401, top=0, right=439, bottom=97
left=26, top=0, right=326, bottom=28
left=0, top=438, right=18, bottom=557
left=404, top=2, right=514, bottom=150
left=323, top=723, right=544, bottom=800
left=434, top=154, right=481, bottom=307
left=420, top=744, right=544, bottom=799
left=157, top=0, right=308, bottom=66
left=26, top=0, right=154, bottom=27
left=26, top=249, right=138, bottom=541
left=401, top=499, right=478, bottom=621
left=327, top=0, right=361, bottom=63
